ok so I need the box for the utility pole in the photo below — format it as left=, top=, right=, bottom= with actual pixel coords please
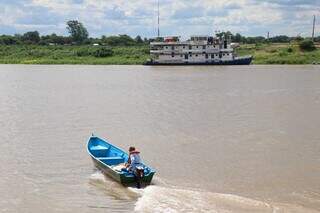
left=312, top=15, right=315, bottom=41
left=157, top=0, right=160, bottom=38
left=267, top=31, right=270, bottom=40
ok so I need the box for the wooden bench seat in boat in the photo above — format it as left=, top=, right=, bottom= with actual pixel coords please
left=97, top=156, right=124, bottom=165
left=90, top=145, right=109, bottom=157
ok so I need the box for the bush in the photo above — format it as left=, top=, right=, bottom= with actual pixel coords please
left=255, top=43, right=263, bottom=50
left=287, top=47, right=293, bottom=53
left=0, top=35, right=19, bottom=45
left=102, top=35, right=136, bottom=46
left=278, top=51, right=288, bottom=57
left=93, top=47, right=113, bottom=57
left=299, top=39, right=316, bottom=51
left=75, top=48, right=91, bottom=56
left=266, top=48, right=277, bottom=53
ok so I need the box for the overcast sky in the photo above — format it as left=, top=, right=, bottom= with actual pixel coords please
left=0, top=0, right=319, bottom=38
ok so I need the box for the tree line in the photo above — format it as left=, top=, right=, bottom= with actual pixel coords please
left=216, top=31, right=320, bottom=44
left=0, top=20, right=148, bottom=46
left=0, top=20, right=319, bottom=46
left=0, top=32, right=150, bottom=46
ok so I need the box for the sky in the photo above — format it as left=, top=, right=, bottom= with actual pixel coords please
left=0, top=0, right=319, bottom=38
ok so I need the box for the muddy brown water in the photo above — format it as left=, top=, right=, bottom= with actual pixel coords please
left=0, top=65, right=319, bottom=212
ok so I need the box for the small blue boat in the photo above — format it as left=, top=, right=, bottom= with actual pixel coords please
left=87, top=135, right=155, bottom=186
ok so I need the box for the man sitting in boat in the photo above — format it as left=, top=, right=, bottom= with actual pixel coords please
left=125, top=146, right=144, bottom=188
left=125, top=146, right=142, bottom=171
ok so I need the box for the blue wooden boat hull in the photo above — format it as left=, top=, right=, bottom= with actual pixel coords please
left=87, top=136, right=155, bottom=186
left=144, top=56, right=253, bottom=65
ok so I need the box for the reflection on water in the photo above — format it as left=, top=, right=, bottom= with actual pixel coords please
left=0, top=65, right=319, bottom=212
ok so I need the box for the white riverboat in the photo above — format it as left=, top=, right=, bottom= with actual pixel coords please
left=144, top=35, right=252, bottom=65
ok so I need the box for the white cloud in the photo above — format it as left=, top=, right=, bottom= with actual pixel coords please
left=0, top=0, right=319, bottom=37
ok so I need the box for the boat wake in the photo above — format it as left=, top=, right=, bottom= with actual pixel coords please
left=89, top=171, right=107, bottom=182
left=133, top=184, right=320, bottom=213
left=89, top=172, right=319, bottom=213
left=89, top=171, right=139, bottom=200
left=133, top=185, right=274, bottom=213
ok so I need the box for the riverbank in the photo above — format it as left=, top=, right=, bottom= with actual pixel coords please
left=0, top=45, right=149, bottom=65
left=0, top=43, right=319, bottom=64
left=237, top=43, right=320, bottom=64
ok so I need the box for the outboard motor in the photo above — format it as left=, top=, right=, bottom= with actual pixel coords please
left=134, top=166, right=145, bottom=188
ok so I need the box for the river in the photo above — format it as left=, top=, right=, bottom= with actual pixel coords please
left=0, top=65, right=319, bottom=212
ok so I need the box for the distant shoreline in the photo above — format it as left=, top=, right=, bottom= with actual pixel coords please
left=0, top=43, right=319, bottom=65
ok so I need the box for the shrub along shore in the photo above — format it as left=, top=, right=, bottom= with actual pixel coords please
left=237, top=42, right=320, bottom=64
left=0, top=42, right=319, bottom=65
left=0, top=45, right=149, bottom=65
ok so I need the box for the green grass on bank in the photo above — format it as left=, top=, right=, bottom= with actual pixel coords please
left=0, top=43, right=319, bottom=64
left=236, top=43, right=320, bottom=64
left=0, top=45, right=149, bottom=65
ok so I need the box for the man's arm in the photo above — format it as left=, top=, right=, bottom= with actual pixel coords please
left=125, top=154, right=131, bottom=168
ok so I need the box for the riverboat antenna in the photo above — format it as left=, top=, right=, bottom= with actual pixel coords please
left=312, top=15, right=316, bottom=41
left=157, top=0, right=160, bottom=37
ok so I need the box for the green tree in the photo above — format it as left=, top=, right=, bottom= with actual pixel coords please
left=299, top=39, right=316, bottom=51
left=315, top=36, right=320, bottom=42
left=0, top=35, right=19, bottom=45
left=269, top=35, right=290, bottom=43
left=66, top=20, right=89, bottom=44
left=294, top=36, right=303, bottom=42
left=233, top=33, right=242, bottom=43
left=102, top=34, right=136, bottom=46
left=216, top=31, right=233, bottom=39
left=135, top=35, right=143, bottom=44
left=22, top=31, right=40, bottom=44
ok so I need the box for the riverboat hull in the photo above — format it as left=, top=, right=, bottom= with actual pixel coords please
left=144, top=56, right=253, bottom=66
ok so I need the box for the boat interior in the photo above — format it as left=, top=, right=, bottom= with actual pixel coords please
left=89, top=137, right=128, bottom=166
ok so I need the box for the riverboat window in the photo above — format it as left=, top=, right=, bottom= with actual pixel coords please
left=223, top=53, right=225, bottom=56
left=196, top=46, right=198, bottom=48
left=195, top=54, right=198, bottom=57
left=171, top=53, right=174, bottom=57
left=189, top=45, right=192, bottom=50
left=211, top=54, right=214, bottom=59
left=203, top=46, right=206, bottom=49
left=180, top=54, right=183, bottom=57
left=171, top=46, right=174, bottom=50
left=205, top=54, right=208, bottom=59
left=183, top=46, right=185, bottom=49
